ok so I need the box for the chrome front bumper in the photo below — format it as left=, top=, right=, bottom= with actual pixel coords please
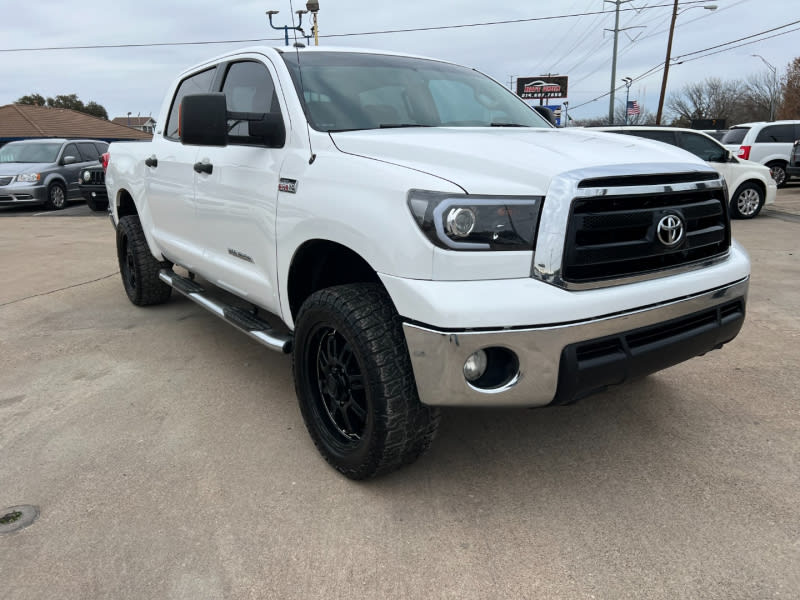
left=403, top=278, right=748, bottom=407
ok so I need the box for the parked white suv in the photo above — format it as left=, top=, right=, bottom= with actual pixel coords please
left=722, top=121, right=800, bottom=187
left=596, top=126, right=776, bottom=218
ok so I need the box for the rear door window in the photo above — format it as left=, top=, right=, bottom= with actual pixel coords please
left=755, top=124, right=796, bottom=143
left=77, top=142, right=100, bottom=162
left=721, top=127, right=750, bottom=145
left=165, top=67, right=217, bottom=141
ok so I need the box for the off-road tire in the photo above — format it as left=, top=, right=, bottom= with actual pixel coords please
left=116, top=215, right=172, bottom=306
left=767, top=161, right=788, bottom=188
left=45, top=182, right=67, bottom=210
left=86, top=197, right=108, bottom=212
left=730, top=182, right=765, bottom=219
left=293, top=283, right=440, bottom=479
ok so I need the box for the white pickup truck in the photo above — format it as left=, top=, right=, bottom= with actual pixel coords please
left=107, top=46, right=750, bottom=479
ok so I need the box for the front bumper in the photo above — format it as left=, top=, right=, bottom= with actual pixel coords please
left=79, top=184, right=108, bottom=202
left=403, top=278, right=748, bottom=407
left=0, top=183, right=47, bottom=205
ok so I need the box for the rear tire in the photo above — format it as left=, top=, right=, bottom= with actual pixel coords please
left=116, top=215, right=172, bottom=306
left=293, top=283, right=440, bottom=479
left=730, top=182, right=765, bottom=219
left=45, top=182, right=67, bottom=210
left=767, top=161, right=788, bottom=188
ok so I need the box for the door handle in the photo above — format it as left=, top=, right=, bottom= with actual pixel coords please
left=145, top=156, right=158, bottom=168
left=193, top=161, right=213, bottom=175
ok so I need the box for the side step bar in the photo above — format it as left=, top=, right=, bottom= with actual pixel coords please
left=159, top=269, right=292, bottom=354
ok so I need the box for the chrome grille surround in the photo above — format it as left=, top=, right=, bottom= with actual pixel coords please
left=532, top=163, right=729, bottom=290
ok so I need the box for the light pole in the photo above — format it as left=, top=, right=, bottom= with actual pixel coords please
left=752, top=54, right=777, bottom=121
left=266, top=9, right=308, bottom=46
left=622, top=77, right=633, bottom=125
left=306, top=1, right=320, bottom=46
left=655, top=2, right=717, bottom=125
left=562, top=101, right=569, bottom=128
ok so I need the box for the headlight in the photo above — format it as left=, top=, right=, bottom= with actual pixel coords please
left=16, top=173, right=40, bottom=183
left=407, top=190, right=543, bottom=251
left=82, top=170, right=92, bottom=182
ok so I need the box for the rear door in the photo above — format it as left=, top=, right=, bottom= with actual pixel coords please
left=193, top=58, right=287, bottom=313
left=752, top=123, right=797, bottom=164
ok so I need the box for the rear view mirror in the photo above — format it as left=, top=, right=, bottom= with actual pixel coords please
left=180, top=93, right=228, bottom=146
left=248, top=113, right=286, bottom=148
left=533, top=105, right=557, bottom=126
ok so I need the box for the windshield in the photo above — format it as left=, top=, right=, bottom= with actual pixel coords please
left=281, top=52, right=551, bottom=132
left=721, top=127, right=749, bottom=145
left=0, top=142, right=62, bottom=164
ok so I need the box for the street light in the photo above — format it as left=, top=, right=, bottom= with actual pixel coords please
left=752, top=54, right=777, bottom=121
left=266, top=9, right=308, bottom=46
left=622, top=77, right=633, bottom=125
left=655, top=2, right=717, bottom=125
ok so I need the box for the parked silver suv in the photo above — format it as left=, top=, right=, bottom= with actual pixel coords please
left=722, top=121, right=800, bottom=188
left=0, top=138, right=109, bottom=210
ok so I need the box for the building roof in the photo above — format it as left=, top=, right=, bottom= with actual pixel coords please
left=0, top=104, right=152, bottom=141
left=111, top=116, right=156, bottom=126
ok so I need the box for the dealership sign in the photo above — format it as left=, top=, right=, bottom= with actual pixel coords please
left=517, top=76, right=568, bottom=100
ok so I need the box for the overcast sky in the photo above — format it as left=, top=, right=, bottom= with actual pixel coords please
left=0, top=0, right=797, bottom=124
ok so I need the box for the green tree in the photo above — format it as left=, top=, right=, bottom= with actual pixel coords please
left=14, top=92, right=109, bottom=120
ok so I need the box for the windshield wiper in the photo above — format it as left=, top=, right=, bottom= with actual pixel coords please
left=379, top=123, right=433, bottom=129
left=490, top=122, right=530, bottom=127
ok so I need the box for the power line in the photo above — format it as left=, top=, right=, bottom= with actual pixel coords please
left=569, top=18, right=800, bottom=112
left=0, top=0, right=715, bottom=53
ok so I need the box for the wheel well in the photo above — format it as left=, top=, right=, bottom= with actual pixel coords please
left=766, top=159, right=787, bottom=167
left=288, top=240, right=382, bottom=320
left=736, top=179, right=766, bottom=196
left=117, top=189, right=137, bottom=218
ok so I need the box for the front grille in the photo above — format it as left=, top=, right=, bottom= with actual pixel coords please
left=83, top=170, right=105, bottom=185
left=562, top=183, right=730, bottom=283
left=0, top=176, right=12, bottom=186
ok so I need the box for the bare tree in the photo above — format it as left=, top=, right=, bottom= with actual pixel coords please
left=740, top=71, right=781, bottom=121
left=666, top=78, right=744, bottom=126
left=777, top=57, right=800, bottom=119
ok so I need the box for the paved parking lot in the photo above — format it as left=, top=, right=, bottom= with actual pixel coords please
left=1, top=188, right=799, bottom=599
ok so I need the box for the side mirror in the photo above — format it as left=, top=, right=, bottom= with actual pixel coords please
left=180, top=93, right=228, bottom=146
left=533, top=105, right=557, bottom=126
left=249, top=113, right=286, bottom=148
left=62, top=155, right=77, bottom=165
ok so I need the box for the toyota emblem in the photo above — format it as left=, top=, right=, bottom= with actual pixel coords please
left=657, top=214, right=685, bottom=247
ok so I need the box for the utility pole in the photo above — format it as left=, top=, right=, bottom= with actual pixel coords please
left=605, top=0, right=636, bottom=125
left=655, top=0, right=678, bottom=125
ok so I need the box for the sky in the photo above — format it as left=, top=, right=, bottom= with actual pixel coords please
left=0, top=0, right=797, bottom=125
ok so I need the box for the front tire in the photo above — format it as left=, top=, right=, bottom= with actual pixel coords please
left=730, top=182, right=765, bottom=219
left=293, top=283, right=440, bottom=479
left=116, top=215, right=172, bottom=306
left=45, top=182, right=67, bottom=210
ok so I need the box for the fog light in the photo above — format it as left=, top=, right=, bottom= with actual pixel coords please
left=463, top=350, right=488, bottom=382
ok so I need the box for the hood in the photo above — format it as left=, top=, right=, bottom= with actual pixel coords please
left=0, top=162, right=52, bottom=176
left=330, top=128, right=708, bottom=195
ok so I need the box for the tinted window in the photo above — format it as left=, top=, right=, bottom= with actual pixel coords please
left=77, top=142, right=100, bottom=161
left=626, top=129, right=678, bottom=146
left=721, top=127, right=750, bottom=145
left=93, top=141, right=109, bottom=155
left=221, top=61, right=281, bottom=143
left=165, top=67, right=217, bottom=140
left=755, top=124, right=796, bottom=144
left=62, top=143, right=79, bottom=161
left=679, top=132, right=727, bottom=162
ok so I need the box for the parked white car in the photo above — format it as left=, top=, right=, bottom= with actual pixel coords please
left=721, top=121, right=800, bottom=188
left=597, top=126, right=776, bottom=219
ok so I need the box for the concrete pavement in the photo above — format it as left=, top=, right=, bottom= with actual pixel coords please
left=1, top=191, right=798, bottom=599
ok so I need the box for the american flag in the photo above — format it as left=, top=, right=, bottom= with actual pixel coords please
left=627, top=100, right=641, bottom=116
